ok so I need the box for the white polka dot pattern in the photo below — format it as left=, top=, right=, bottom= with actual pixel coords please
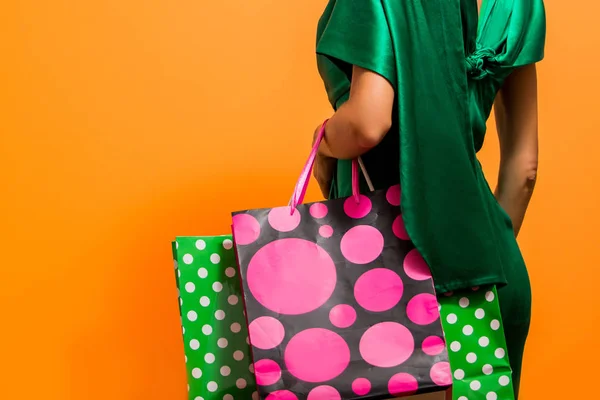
left=171, top=237, right=255, bottom=400
left=439, top=286, right=515, bottom=399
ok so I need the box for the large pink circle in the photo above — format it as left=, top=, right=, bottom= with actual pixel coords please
left=392, top=215, right=410, bottom=240
left=319, top=225, right=334, bottom=238
left=310, top=203, right=328, bottom=219
left=430, top=362, right=452, bottom=386
left=344, top=195, right=372, bottom=219
left=340, top=225, right=384, bottom=264
left=268, top=207, right=301, bottom=232
left=249, top=317, right=285, bottom=350
left=266, top=391, right=298, bottom=400
left=285, top=329, right=350, bottom=383
left=407, top=293, right=440, bottom=325
left=307, top=386, right=341, bottom=400
left=388, top=373, right=418, bottom=396
left=352, top=378, right=371, bottom=396
left=359, top=322, right=414, bottom=368
left=232, top=213, right=261, bottom=245
left=255, top=359, right=282, bottom=386
left=422, top=336, right=446, bottom=356
left=403, top=249, right=432, bottom=281
left=386, top=185, right=401, bottom=206
left=329, top=304, right=357, bottom=328
left=354, top=269, right=403, bottom=312
left=247, top=239, right=337, bottom=315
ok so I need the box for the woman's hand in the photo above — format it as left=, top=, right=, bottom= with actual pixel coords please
left=313, top=153, right=336, bottom=198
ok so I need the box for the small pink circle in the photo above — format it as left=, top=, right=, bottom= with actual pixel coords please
left=388, top=373, right=418, bottom=396
left=232, top=213, right=261, bottom=245
left=359, top=322, right=414, bottom=368
left=403, top=249, right=432, bottom=281
left=354, top=269, right=403, bottom=312
left=422, top=336, right=446, bottom=356
left=319, top=225, right=334, bottom=238
left=352, top=378, right=371, bottom=396
left=285, top=329, right=350, bottom=383
left=340, top=225, right=384, bottom=264
left=344, top=195, right=372, bottom=219
left=255, top=359, right=282, bottom=386
left=329, top=304, right=357, bottom=328
left=249, top=317, right=285, bottom=350
left=310, top=203, right=328, bottom=219
left=407, top=293, right=440, bottom=325
left=266, top=391, right=298, bottom=400
left=268, top=207, right=301, bottom=232
left=392, top=215, right=410, bottom=240
left=386, top=185, right=401, bottom=206
left=247, top=239, right=337, bottom=315
left=430, top=362, right=452, bottom=386
left=307, top=386, right=341, bottom=400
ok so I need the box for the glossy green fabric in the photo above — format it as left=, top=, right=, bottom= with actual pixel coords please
left=316, top=0, right=545, bottom=293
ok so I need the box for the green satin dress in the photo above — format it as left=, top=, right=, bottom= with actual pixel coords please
left=316, top=0, right=545, bottom=395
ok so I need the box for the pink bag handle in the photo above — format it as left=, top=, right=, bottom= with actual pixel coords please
left=289, top=120, right=373, bottom=211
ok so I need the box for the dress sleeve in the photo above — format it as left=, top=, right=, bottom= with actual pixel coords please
left=511, top=0, right=546, bottom=67
left=478, top=0, right=546, bottom=70
left=316, top=0, right=396, bottom=88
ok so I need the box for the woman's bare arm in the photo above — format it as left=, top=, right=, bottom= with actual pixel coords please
left=493, top=64, right=540, bottom=236
left=317, top=66, right=395, bottom=160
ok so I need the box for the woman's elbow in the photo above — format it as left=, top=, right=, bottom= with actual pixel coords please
left=502, top=155, right=538, bottom=189
left=352, top=117, right=392, bottom=150
left=517, top=153, right=538, bottom=185
left=525, top=160, right=538, bottom=189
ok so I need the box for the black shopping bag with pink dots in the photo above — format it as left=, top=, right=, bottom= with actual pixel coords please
left=231, top=122, right=451, bottom=400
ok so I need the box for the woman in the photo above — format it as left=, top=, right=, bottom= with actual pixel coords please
left=312, top=0, right=545, bottom=398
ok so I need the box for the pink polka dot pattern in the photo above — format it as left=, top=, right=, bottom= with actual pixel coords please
left=359, top=322, right=415, bottom=368
left=388, top=373, right=418, bottom=396
left=249, top=317, right=285, bottom=350
left=255, top=359, right=282, bottom=386
left=354, top=268, right=403, bottom=312
left=319, top=225, right=334, bottom=238
left=285, top=329, right=351, bottom=383
left=309, top=203, right=328, bottom=219
left=266, top=391, right=298, bottom=400
left=386, top=184, right=401, bottom=206
left=352, top=378, right=371, bottom=396
left=422, top=336, right=446, bottom=356
left=307, top=386, right=341, bottom=400
left=392, top=215, right=410, bottom=240
left=268, top=207, right=301, bottom=232
left=430, top=362, right=452, bottom=386
left=343, top=195, right=372, bottom=219
left=232, top=213, right=261, bottom=245
left=407, top=293, right=440, bottom=326
left=232, top=182, right=450, bottom=399
left=247, top=239, right=336, bottom=315
left=329, top=304, right=357, bottom=328
left=340, top=225, right=384, bottom=264
left=403, top=249, right=433, bottom=281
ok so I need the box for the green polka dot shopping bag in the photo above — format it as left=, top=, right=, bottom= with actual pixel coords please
left=172, top=236, right=257, bottom=400
left=439, top=286, right=515, bottom=400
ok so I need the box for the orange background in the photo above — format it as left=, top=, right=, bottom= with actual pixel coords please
left=1, top=1, right=597, bottom=399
